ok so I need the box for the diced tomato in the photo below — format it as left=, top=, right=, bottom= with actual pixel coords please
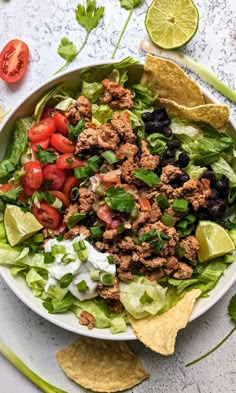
left=57, top=153, right=86, bottom=170
left=102, top=170, right=121, bottom=187
left=97, top=204, right=112, bottom=225
left=28, top=118, right=56, bottom=143
left=41, top=107, right=56, bottom=119
left=23, top=161, right=43, bottom=190
left=0, top=183, right=25, bottom=202
left=54, top=112, right=69, bottom=136
left=42, top=164, right=66, bottom=190
left=138, top=196, right=151, bottom=211
left=50, top=190, right=70, bottom=208
left=32, top=202, right=62, bottom=229
left=106, top=219, right=120, bottom=230
left=31, top=139, right=50, bottom=152
left=0, top=39, right=29, bottom=83
left=62, top=176, right=80, bottom=200
left=51, top=133, right=76, bottom=154
left=21, top=176, right=35, bottom=196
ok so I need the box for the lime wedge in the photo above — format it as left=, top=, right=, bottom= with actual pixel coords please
left=145, top=0, right=199, bottom=50
left=195, top=221, right=235, bottom=263
left=4, top=205, right=43, bottom=246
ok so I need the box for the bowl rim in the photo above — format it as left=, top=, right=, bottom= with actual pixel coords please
left=1, top=58, right=236, bottom=340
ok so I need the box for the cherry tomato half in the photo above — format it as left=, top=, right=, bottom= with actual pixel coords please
left=23, top=161, right=43, bottom=190
left=43, top=164, right=66, bottom=190
left=62, top=176, right=80, bottom=200
left=28, top=118, right=56, bottom=143
left=31, top=138, right=50, bottom=152
left=51, top=133, right=76, bottom=154
left=54, top=112, right=69, bottom=136
left=97, top=205, right=112, bottom=225
left=0, top=39, right=29, bottom=83
left=50, top=190, right=70, bottom=208
left=57, top=153, right=86, bottom=170
left=21, top=176, right=35, bottom=196
left=32, top=202, right=62, bottom=229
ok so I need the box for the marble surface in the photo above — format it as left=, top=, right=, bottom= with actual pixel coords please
left=0, top=0, right=236, bottom=392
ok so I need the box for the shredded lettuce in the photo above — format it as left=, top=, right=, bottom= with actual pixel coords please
left=131, top=83, right=156, bottom=110
left=211, top=157, right=236, bottom=183
left=92, top=104, right=114, bottom=124
left=81, top=81, right=103, bottom=103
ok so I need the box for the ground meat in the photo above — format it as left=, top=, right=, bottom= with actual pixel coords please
left=102, top=79, right=134, bottom=109
left=117, top=270, right=133, bottom=282
left=160, top=165, right=182, bottom=184
left=97, top=123, right=120, bottom=151
left=119, top=159, right=137, bottom=184
left=122, top=184, right=139, bottom=199
left=164, top=206, right=186, bottom=224
left=103, top=229, right=118, bottom=240
left=180, top=235, right=200, bottom=262
left=140, top=140, right=159, bottom=170
left=78, top=187, right=95, bottom=213
left=145, top=268, right=165, bottom=281
left=116, top=143, right=139, bottom=160
left=178, top=178, right=211, bottom=211
left=64, top=225, right=90, bottom=240
left=111, top=111, right=136, bottom=143
left=76, top=127, right=98, bottom=153
left=119, top=255, right=132, bottom=271
left=165, top=256, right=179, bottom=270
left=108, top=299, right=124, bottom=314
left=97, top=277, right=120, bottom=300
left=159, top=184, right=178, bottom=201
left=132, top=211, right=151, bottom=230
left=95, top=241, right=120, bottom=253
left=79, top=311, right=96, bottom=330
left=63, top=203, right=79, bottom=225
left=173, top=262, right=193, bottom=279
left=119, top=236, right=136, bottom=251
left=149, top=202, right=162, bottom=223
left=65, top=96, right=92, bottom=124
left=141, top=257, right=166, bottom=269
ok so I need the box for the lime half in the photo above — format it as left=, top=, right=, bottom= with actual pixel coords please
left=195, top=221, right=235, bottom=263
left=145, top=0, right=199, bottom=50
left=4, top=205, right=43, bottom=246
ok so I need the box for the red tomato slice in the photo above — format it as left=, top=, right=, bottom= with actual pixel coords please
left=0, top=39, right=29, bottom=83
left=97, top=205, right=112, bottom=225
left=23, top=161, right=43, bottom=190
left=21, top=176, right=35, bottom=196
left=32, top=202, right=62, bottom=229
left=50, top=190, right=70, bottom=208
left=138, top=197, right=151, bottom=211
left=0, top=184, right=15, bottom=192
left=54, top=112, right=69, bottom=136
left=62, top=176, right=80, bottom=200
left=57, top=153, right=86, bottom=169
left=43, top=164, right=66, bottom=190
left=31, top=139, right=50, bottom=152
left=28, top=118, right=56, bottom=143
left=51, top=133, right=76, bottom=154
left=41, top=107, right=56, bottom=119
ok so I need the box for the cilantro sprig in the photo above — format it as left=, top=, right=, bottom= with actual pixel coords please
left=37, top=146, right=57, bottom=164
left=186, top=294, right=236, bottom=366
left=68, top=119, right=85, bottom=142
left=105, top=186, right=135, bottom=213
left=134, top=167, right=160, bottom=187
left=55, top=0, right=105, bottom=74
left=0, top=186, right=23, bottom=204
left=139, top=228, right=170, bottom=253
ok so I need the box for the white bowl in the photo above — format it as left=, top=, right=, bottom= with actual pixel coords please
left=1, top=60, right=236, bottom=340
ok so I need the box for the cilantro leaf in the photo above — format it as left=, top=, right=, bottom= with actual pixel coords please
left=228, top=294, right=236, bottom=322
left=58, top=37, right=78, bottom=63
left=0, top=186, right=23, bottom=203
left=134, top=167, right=160, bottom=187
left=119, top=0, right=143, bottom=10
left=75, top=0, right=105, bottom=33
left=105, top=186, right=134, bottom=213
left=37, top=146, right=57, bottom=164
left=139, top=229, right=170, bottom=253
left=68, top=119, right=85, bottom=142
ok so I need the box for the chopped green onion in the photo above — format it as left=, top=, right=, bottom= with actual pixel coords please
left=33, top=233, right=44, bottom=243
left=44, top=252, right=55, bottom=264
left=68, top=213, right=86, bottom=229
left=90, top=226, right=103, bottom=238
left=176, top=246, right=186, bottom=260
left=117, top=223, right=125, bottom=234
left=130, top=205, right=139, bottom=221
left=44, top=191, right=56, bottom=205
left=77, top=280, right=89, bottom=292
left=88, top=155, right=100, bottom=164
left=100, top=273, right=115, bottom=286
left=57, top=232, right=64, bottom=241
left=74, top=167, right=90, bottom=179
left=107, top=255, right=114, bottom=264
left=102, top=150, right=118, bottom=164
left=66, top=157, right=74, bottom=165
left=77, top=249, right=88, bottom=263
left=95, top=184, right=106, bottom=196
left=139, top=291, right=154, bottom=304
left=62, top=253, right=77, bottom=264
left=224, top=254, right=235, bottom=264
left=51, top=244, right=66, bottom=255
left=185, top=214, right=196, bottom=224
left=71, top=187, right=80, bottom=201
left=90, top=270, right=100, bottom=281
left=73, top=240, right=86, bottom=251
left=59, top=273, right=73, bottom=288
left=176, top=220, right=189, bottom=229
left=156, top=194, right=170, bottom=210
left=161, top=214, right=173, bottom=227
left=173, top=198, right=188, bottom=212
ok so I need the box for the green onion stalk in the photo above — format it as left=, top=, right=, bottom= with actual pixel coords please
left=0, top=340, right=68, bottom=393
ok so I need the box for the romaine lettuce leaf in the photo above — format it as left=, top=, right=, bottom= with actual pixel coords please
left=92, top=104, right=114, bottom=124
left=0, top=244, right=47, bottom=270
left=81, top=81, right=103, bottom=103
left=131, top=83, right=156, bottom=110
left=211, top=157, right=236, bottom=183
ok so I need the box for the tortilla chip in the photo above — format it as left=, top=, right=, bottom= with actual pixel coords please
left=159, top=98, right=229, bottom=130
left=129, top=289, right=201, bottom=356
left=141, top=54, right=205, bottom=107
left=0, top=106, right=3, bottom=124
left=55, top=338, right=149, bottom=392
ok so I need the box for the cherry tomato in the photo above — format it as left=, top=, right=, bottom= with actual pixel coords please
left=31, top=139, right=50, bottom=152
left=138, top=197, right=151, bottom=211
left=43, top=164, right=66, bottom=190
left=28, top=118, right=56, bottom=143
left=50, top=190, right=70, bottom=208
left=54, top=112, right=69, bottom=136
left=51, top=133, right=76, bottom=154
left=0, top=39, right=29, bottom=83
left=23, top=161, right=43, bottom=190
left=21, top=176, right=35, bottom=196
left=57, top=153, right=86, bottom=170
left=62, top=176, right=80, bottom=200
left=32, top=202, right=62, bottom=229
left=97, top=205, right=112, bottom=225
left=41, top=107, right=56, bottom=119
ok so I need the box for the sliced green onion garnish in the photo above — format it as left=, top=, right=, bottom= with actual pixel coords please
left=57, top=232, right=64, bottom=241
left=161, top=214, right=173, bottom=227
left=44, top=191, right=56, bottom=205
left=156, top=194, right=170, bottom=210
left=62, top=253, right=77, bottom=264
left=100, top=273, right=115, bottom=286
left=77, top=280, right=89, bottom=292
left=77, top=249, right=88, bottom=263
left=51, top=244, right=66, bottom=255
left=139, top=291, right=154, bottom=304
left=88, top=155, right=100, bottom=164
left=102, top=150, right=118, bottom=164
left=117, top=223, right=125, bottom=234
left=33, top=233, right=44, bottom=243
left=95, top=184, right=106, bottom=197
left=90, top=270, right=100, bottom=281
left=107, top=255, right=114, bottom=264
left=73, top=240, right=86, bottom=251
left=59, top=273, right=73, bottom=288
left=176, top=246, right=186, bottom=260
left=68, top=213, right=86, bottom=229
left=176, top=220, right=189, bottom=229
left=66, top=157, right=74, bottom=165
left=130, top=205, right=139, bottom=221
left=172, top=198, right=188, bottom=212
left=224, top=254, right=235, bottom=264
left=90, top=226, right=103, bottom=238
left=71, top=187, right=80, bottom=201
left=44, top=252, right=55, bottom=264
left=87, top=160, right=98, bottom=175
left=185, top=214, right=196, bottom=224
left=74, top=167, right=89, bottom=179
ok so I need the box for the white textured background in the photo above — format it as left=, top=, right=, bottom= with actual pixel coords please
left=0, top=0, right=236, bottom=392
